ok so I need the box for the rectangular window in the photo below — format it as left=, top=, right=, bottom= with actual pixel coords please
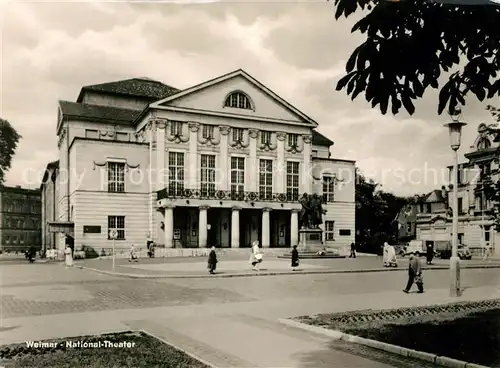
left=325, top=221, right=335, bottom=241
left=288, top=134, right=298, bottom=147
left=168, top=152, right=185, bottom=196
left=230, top=157, right=245, bottom=196
left=19, top=234, right=24, bottom=244
left=108, top=216, right=125, bottom=240
left=260, top=131, right=271, bottom=145
left=4, top=235, right=10, bottom=244
left=116, top=132, right=128, bottom=141
left=232, top=128, right=244, bottom=142
left=458, top=197, right=463, bottom=214
left=202, top=125, right=214, bottom=139
left=259, top=159, right=273, bottom=200
left=312, top=150, right=318, bottom=158
left=200, top=154, right=216, bottom=197
left=85, top=129, right=98, bottom=139
left=107, top=162, right=125, bottom=193
left=485, top=226, right=491, bottom=242
left=419, top=203, right=424, bottom=213
left=12, top=235, right=18, bottom=244
left=170, top=121, right=182, bottom=136
left=286, top=161, right=300, bottom=201
left=458, top=233, right=464, bottom=244
left=426, top=203, right=432, bottom=213
left=339, top=229, right=351, bottom=236
left=322, top=176, right=335, bottom=203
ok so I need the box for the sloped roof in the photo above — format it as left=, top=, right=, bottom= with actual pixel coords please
left=312, top=130, right=334, bottom=147
left=59, top=101, right=141, bottom=125
left=76, top=78, right=180, bottom=102
left=425, top=189, right=445, bottom=203
left=151, top=69, right=319, bottom=126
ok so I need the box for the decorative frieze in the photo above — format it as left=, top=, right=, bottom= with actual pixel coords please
left=188, top=122, right=200, bottom=132
left=229, top=128, right=250, bottom=149
left=302, top=134, right=313, bottom=144
left=219, top=125, right=231, bottom=136
left=276, top=132, right=287, bottom=141
left=166, top=120, right=190, bottom=144
left=197, top=125, right=221, bottom=147
left=248, top=129, right=259, bottom=139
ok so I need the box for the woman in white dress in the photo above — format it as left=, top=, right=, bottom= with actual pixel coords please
left=251, top=240, right=263, bottom=271
left=64, top=246, right=73, bottom=268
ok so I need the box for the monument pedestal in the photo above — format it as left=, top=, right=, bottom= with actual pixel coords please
left=299, top=227, right=324, bottom=252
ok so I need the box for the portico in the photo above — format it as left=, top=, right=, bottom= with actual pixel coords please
left=157, top=197, right=301, bottom=248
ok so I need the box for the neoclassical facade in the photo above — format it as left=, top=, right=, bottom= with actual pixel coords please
left=43, top=69, right=355, bottom=254
left=416, top=122, right=500, bottom=256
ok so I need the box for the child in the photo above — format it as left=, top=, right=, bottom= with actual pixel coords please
left=129, top=244, right=138, bottom=262
left=291, top=245, right=299, bottom=271
left=207, top=246, right=217, bottom=274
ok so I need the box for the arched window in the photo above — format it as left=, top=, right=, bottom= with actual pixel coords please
left=224, top=91, right=252, bottom=110
left=477, top=138, right=491, bottom=150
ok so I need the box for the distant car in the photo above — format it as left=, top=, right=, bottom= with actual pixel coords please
left=458, top=244, right=472, bottom=260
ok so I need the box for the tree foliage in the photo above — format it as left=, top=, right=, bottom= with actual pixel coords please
left=0, top=119, right=21, bottom=185
left=333, top=0, right=500, bottom=116
left=355, top=170, right=410, bottom=252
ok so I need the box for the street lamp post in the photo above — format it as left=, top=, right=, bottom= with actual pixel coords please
left=444, top=114, right=467, bottom=297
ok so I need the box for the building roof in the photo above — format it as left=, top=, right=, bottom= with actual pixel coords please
left=312, top=130, right=334, bottom=147
left=425, top=189, right=445, bottom=203
left=151, top=69, right=319, bottom=127
left=76, top=78, right=180, bottom=102
left=40, top=160, right=59, bottom=190
left=0, top=185, right=40, bottom=194
left=59, top=101, right=142, bottom=125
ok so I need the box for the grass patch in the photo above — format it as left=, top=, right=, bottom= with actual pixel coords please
left=295, top=300, right=500, bottom=367
left=0, top=331, right=210, bottom=368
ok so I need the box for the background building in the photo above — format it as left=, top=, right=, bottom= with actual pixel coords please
left=0, top=185, right=42, bottom=252
left=416, top=123, right=500, bottom=256
left=44, top=69, right=356, bottom=255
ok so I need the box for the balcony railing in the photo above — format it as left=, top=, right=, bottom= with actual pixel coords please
left=157, top=188, right=300, bottom=203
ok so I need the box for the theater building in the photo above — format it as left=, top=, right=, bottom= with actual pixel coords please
left=43, top=69, right=355, bottom=254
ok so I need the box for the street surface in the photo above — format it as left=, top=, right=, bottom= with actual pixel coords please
left=1, top=257, right=499, bottom=367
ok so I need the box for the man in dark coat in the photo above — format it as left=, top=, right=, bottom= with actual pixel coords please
left=426, top=242, right=434, bottom=265
left=291, top=245, right=299, bottom=270
left=403, top=252, right=424, bottom=293
left=349, top=242, right=356, bottom=258
left=207, top=246, right=217, bottom=274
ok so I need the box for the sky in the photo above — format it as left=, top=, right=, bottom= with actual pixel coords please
left=1, top=0, right=497, bottom=196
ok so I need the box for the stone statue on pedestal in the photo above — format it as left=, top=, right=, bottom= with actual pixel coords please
left=299, top=193, right=326, bottom=229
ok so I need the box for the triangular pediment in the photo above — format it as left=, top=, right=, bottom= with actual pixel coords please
left=151, top=70, right=318, bottom=126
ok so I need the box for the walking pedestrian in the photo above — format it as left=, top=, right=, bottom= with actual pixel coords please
left=64, top=245, right=73, bottom=267
left=403, top=252, right=424, bottom=293
left=27, top=246, right=36, bottom=263
left=129, top=244, right=138, bottom=262
left=146, top=233, right=154, bottom=258
left=291, top=245, right=299, bottom=271
left=251, top=240, right=263, bottom=271
left=207, top=246, right=217, bottom=274
left=426, top=242, right=434, bottom=265
left=349, top=242, right=356, bottom=258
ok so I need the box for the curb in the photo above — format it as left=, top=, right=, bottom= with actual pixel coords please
left=278, top=319, right=490, bottom=368
left=77, top=263, right=500, bottom=279
left=139, top=329, right=218, bottom=368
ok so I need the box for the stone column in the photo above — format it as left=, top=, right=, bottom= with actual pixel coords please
left=261, top=207, right=271, bottom=248
left=231, top=206, right=241, bottom=248
left=248, top=129, right=259, bottom=192
left=302, top=134, right=312, bottom=195
left=156, top=120, right=166, bottom=191
left=198, top=205, right=209, bottom=248
left=188, top=123, right=199, bottom=190
left=148, top=119, right=156, bottom=239
left=219, top=126, right=230, bottom=191
left=291, top=209, right=299, bottom=247
left=276, top=132, right=286, bottom=194
left=164, top=205, right=174, bottom=248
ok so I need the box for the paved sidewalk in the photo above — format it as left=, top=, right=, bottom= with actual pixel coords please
left=2, top=285, right=499, bottom=367
left=80, top=255, right=500, bottom=278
